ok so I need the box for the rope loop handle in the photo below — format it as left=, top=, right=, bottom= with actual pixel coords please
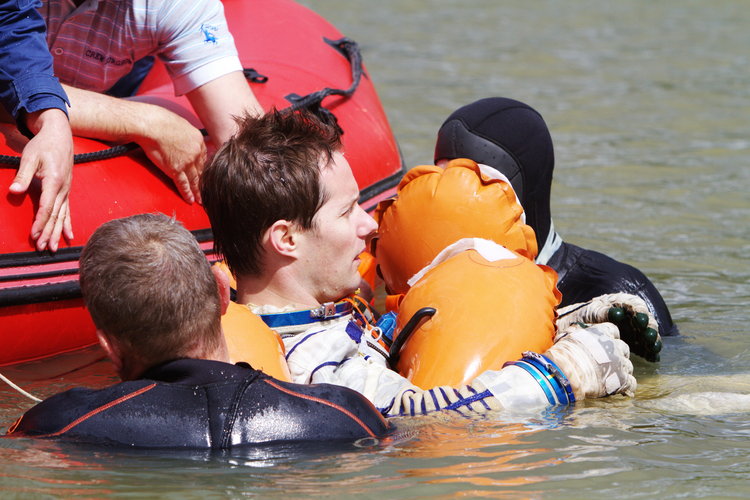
left=283, top=37, right=364, bottom=133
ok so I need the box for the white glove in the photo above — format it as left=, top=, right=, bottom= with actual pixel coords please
left=545, top=322, right=637, bottom=400
left=557, top=292, right=662, bottom=362
left=474, top=321, right=635, bottom=413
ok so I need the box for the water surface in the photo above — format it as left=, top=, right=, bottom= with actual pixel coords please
left=2, top=0, right=749, bottom=497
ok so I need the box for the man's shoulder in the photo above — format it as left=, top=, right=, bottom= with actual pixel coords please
left=10, top=379, right=162, bottom=437
left=234, top=376, right=390, bottom=440
left=34, top=380, right=157, bottom=408
left=13, top=360, right=250, bottom=433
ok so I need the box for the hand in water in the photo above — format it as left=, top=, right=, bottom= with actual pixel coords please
left=546, top=322, right=637, bottom=400
left=556, top=292, right=663, bottom=362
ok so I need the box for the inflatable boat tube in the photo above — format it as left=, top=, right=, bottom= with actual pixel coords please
left=0, top=0, right=403, bottom=366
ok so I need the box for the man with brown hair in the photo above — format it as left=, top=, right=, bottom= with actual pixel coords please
left=201, top=109, right=639, bottom=417
left=6, top=213, right=389, bottom=447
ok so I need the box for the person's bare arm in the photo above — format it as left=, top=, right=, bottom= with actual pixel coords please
left=186, top=70, right=263, bottom=147
left=62, top=84, right=206, bottom=204
left=10, top=108, right=74, bottom=252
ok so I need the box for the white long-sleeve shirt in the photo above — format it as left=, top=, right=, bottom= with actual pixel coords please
left=251, top=304, right=554, bottom=417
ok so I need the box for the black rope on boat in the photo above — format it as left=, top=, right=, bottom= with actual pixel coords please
left=283, top=37, right=364, bottom=133
left=0, top=143, right=142, bottom=167
left=0, top=130, right=210, bottom=168
left=0, top=38, right=363, bottom=167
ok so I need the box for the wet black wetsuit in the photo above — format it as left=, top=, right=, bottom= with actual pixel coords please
left=6, top=359, right=390, bottom=447
left=548, top=242, right=677, bottom=336
left=435, top=97, right=677, bottom=336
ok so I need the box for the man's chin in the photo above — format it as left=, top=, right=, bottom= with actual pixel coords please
left=317, top=274, right=364, bottom=303
left=340, top=277, right=364, bottom=300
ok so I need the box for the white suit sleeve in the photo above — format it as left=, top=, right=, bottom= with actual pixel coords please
left=283, top=318, right=635, bottom=418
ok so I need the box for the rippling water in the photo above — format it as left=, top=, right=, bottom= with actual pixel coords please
left=2, top=0, right=749, bottom=497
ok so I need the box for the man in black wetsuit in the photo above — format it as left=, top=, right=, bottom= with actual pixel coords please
left=435, top=97, right=678, bottom=341
left=6, top=213, right=389, bottom=448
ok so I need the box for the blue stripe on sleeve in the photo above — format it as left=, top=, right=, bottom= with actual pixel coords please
left=444, top=389, right=495, bottom=411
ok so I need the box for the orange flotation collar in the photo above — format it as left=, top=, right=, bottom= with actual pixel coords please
left=214, top=262, right=291, bottom=382
left=391, top=239, right=560, bottom=388
left=222, top=301, right=292, bottom=382
left=373, top=158, right=538, bottom=294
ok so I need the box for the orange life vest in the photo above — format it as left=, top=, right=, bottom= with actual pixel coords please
left=392, top=239, right=560, bottom=388
left=373, top=158, right=538, bottom=294
left=214, top=262, right=292, bottom=382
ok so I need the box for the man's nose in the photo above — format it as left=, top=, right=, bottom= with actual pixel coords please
left=358, top=206, right=378, bottom=236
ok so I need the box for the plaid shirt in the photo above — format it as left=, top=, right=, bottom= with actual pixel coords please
left=41, top=0, right=242, bottom=95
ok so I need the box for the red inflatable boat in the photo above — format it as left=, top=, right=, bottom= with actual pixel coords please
left=0, top=0, right=403, bottom=366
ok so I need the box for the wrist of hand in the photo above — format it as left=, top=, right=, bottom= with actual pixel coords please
left=24, top=108, right=70, bottom=136
left=474, top=356, right=574, bottom=412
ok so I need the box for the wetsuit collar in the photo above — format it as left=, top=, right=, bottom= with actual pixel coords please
left=139, top=358, right=260, bottom=385
left=535, top=219, right=563, bottom=266
left=258, top=301, right=353, bottom=328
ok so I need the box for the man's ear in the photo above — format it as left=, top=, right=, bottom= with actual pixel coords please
left=211, top=264, right=231, bottom=315
left=265, top=219, right=298, bottom=257
left=96, top=329, right=123, bottom=374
